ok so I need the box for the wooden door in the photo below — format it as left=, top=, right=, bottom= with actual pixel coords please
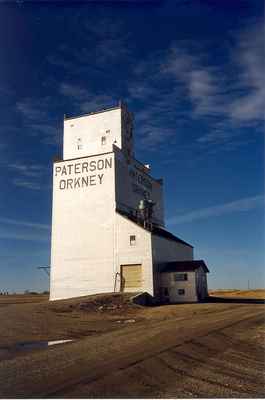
left=120, top=264, right=142, bottom=292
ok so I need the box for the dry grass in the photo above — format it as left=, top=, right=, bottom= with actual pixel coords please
left=209, top=289, right=265, bottom=299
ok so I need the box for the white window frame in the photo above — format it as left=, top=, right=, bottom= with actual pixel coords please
left=174, top=273, right=188, bottom=281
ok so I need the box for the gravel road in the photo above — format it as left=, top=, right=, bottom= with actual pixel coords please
left=0, top=297, right=264, bottom=398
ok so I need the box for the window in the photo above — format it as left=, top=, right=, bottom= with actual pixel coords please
left=178, top=289, right=185, bottom=295
left=129, top=235, right=136, bottom=246
left=101, top=136, right=106, bottom=145
left=77, top=138, right=82, bottom=150
left=174, top=273, right=188, bottom=281
left=106, top=129, right=110, bottom=134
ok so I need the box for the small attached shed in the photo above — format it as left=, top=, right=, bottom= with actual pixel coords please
left=159, top=260, right=209, bottom=303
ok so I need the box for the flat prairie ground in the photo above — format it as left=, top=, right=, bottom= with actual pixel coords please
left=0, top=290, right=264, bottom=398
left=209, top=289, right=265, bottom=298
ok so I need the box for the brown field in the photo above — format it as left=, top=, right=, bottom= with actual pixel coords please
left=209, top=289, right=265, bottom=299
left=0, top=290, right=264, bottom=398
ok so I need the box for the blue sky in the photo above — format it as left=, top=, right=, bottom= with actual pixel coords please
left=0, top=1, right=264, bottom=293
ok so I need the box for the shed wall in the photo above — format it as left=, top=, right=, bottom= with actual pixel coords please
left=195, top=266, right=208, bottom=299
left=160, top=271, right=197, bottom=302
left=151, top=235, right=193, bottom=297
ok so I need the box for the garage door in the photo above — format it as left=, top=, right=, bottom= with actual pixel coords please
left=120, top=264, right=142, bottom=292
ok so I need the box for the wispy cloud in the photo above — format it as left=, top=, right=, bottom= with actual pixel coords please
left=7, top=161, right=49, bottom=191
left=59, top=83, right=88, bottom=100
left=168, top=194, right=264, bottom=225
left=48, top=17, right=131, bottom=75
left=58, top=82, right=116, bottom=114
left=79, top=94, right=116, bottom=113
left=16, top=98, right=49, bottom=121
left=16, top=97, right=59, bottom=146
left=12, top=179, right=43, bottom=191
left=161, top=21, right=264, bottom=125
left=0, top=217, right=50, bottom=242
left=0, top=217, right=50, bottom=230
left=228, top=23, right=265, bottom=123
left=0, top=232, right=49, bottom=242
left=130, top=21, right=264, bottom=152
left=160, top=45, right=225, bottom=118
left=8, top=162, right=44, bottom=178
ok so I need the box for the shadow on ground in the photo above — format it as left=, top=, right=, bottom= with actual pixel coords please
left=206, top=296, right=265, bottom=305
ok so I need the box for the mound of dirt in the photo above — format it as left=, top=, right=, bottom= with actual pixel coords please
left=49, top=292, right=143, bottom=314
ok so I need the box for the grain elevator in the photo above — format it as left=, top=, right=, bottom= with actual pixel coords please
left=50, top=102, right=209, bottom=302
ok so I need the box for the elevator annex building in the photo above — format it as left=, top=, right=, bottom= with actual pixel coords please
left=50, top=103, right=209, bottom=303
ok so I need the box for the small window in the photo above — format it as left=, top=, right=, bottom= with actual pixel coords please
left=129, top=235, right=136, bottom=246
left=164, top=288, right=169, bottom=296
left=174, top=273, right=188, bottom=281
left=106, top=129, right=110, bottom=134
left=101, top=136, right=106, bottom=145
left=77, top=138, right=82, bottom=150
left=178, top=289, right=185, bottom=295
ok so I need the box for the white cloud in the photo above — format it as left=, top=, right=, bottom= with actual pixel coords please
left=0, top=217, right=50, bottom=230
left=29, top=123, right=60, bottom=145
left=168, top=195, right=264, bottom=225
left=7, top=161, right=49, bottom=191
left=79, top=94, right=116, bottom=114
left=128, top=84, right=156, bottom=100
left=58, top=82, right=115, bottom=115
left=47, top=18, right=131, bottom=77
left=16, top=98, right=49, bottom=121
left=0, top=232, right=49, bottom=242
left=59, top=83, right=88, bottom=100
left=12, top=179, right=42, bottom=191
left=228, top=24, right=265, bottom=123
left=15, top=97, right=59, bottom=146
left=8, top=162, right=44, bottom=178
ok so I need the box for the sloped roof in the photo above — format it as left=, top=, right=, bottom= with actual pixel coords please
left=152, top=226, right=193, bottom=248
left=161, top=260, right=209, bottom=273
left=116, top=209, right=193, bottom=249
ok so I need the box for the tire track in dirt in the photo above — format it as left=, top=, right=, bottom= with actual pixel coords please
left=49, top=307, right=265, bottom=398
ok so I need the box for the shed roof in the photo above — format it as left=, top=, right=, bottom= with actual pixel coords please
left=152, top=226, right=193, bottom=248
left=161, top=260, right=209, bottom=273
left=116, top=209, right=193, bottom=249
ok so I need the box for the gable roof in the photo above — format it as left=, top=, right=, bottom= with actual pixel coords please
left=161, top=260, right=209, bottom=273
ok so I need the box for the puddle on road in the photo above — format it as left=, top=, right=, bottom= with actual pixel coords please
left=17, top=339, right=73, bottom=350
left=0, top=339, right=74, bottom=361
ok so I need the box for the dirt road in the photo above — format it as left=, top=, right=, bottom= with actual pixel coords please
left=0, top=294, right=264, bottom=398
